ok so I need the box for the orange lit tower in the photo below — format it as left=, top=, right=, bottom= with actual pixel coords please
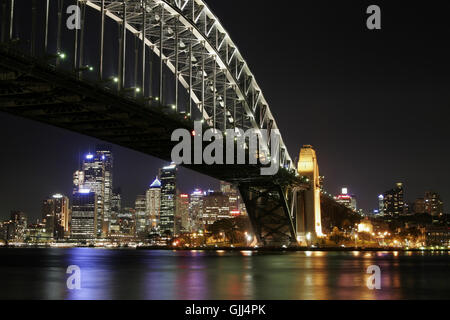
left=297, top=145, right=323, bottom=244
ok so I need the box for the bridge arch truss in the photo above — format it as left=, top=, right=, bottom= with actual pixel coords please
left=82, top=0, right=294, bottom=170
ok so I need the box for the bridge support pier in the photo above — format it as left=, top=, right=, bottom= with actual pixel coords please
left=239, top=183, right=297, bottom=247
left=294, top=189, right=319, bottom=246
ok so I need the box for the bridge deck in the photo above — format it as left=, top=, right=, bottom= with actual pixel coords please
left=0, top=46, right=303, bottom=185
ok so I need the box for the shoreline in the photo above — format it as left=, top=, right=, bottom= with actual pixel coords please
left=0, top=245, right=448, bottom=252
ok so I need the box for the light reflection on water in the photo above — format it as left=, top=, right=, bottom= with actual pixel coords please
left=0, top=248, right=448, bottom=300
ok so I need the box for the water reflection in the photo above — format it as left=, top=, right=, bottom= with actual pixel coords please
left=0, top=249, right=448, bottom=299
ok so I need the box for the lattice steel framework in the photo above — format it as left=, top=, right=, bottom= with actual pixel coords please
left=80, top=0, right=295, bottom=171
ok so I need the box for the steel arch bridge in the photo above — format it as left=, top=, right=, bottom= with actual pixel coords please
left=0, top=0, right=318, bottom=246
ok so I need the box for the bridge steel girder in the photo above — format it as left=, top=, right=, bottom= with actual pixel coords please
left=239, top=182, right=297, bottom=247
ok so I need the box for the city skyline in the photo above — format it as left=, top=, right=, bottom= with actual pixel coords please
left=0, top=133, right=445, bottom=221
left=1, top=1, right=449, bottom=220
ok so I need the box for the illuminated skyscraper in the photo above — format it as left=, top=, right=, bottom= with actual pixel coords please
left=8, top=211, right=27, bottom=241
left=76, top=146, right=113, bottom=237
left=135, top=194, right=147, bottom=237
left=383, top=183, right=404, bottom=217
left=41, top=194, right=70, bottom=239
left=176, top=194, right=190, bottom=233
left=70, top=190, right=97, bottom=240
left=189, top=189, right=204, bottom=232
left=334, top=188, right=357, bottom=211
left=159, top=163, right=177, bottom=235
left=109, top=190, right=122, bottom=235
left=97, top=145, right=113, bottom=232
left=146, top=177, right=161, bottom=230
left=424, top=192, right=443, bottom=216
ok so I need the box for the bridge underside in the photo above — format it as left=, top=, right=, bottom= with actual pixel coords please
left=0, top=47, right=311, bottom=247
left=0, top=47, right=256, bottom=180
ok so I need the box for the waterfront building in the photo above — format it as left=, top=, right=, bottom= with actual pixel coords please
left=70, top=190, right=97, bottom=240
left=4, top=211, right=28, bottom=241
left=358, top=218, right=374, bottom=234
left=425, top=226, right=450, bottom=246
left=41, top=194, right=69, bottom=239
left=24, top=222, right=49, bottom=242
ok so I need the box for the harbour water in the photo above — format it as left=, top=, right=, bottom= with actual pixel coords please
left=0, top=248, right=448, bottom=299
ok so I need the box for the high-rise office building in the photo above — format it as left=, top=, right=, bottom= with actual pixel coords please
left=176, top=194, right=190, bottom=233
left=70, top=190, right=97, bottom=240
left=424, top=191, right=444, bottom=216
left=189, top=189, right=204, bottom=232
left=41, top=194, right=70, bottom=239
left=109, top=189, right=122, bottom=235
left=159, top=164, right=177, bottom=235
left=97, top=145, right=113, bottom=232
left=8, top=211, right=27, bottom=241
left=146, top=177, right=161, bottom=230
left=75, top=146, right=113, bottom=237
left=135, top=195, right=147, bottom=237
left=334, top=187, right=357, bottom=211
left=383, top=183, right=404, bottom=217
left=70, top=189, right=98, bottom=240
left=202, top=191, right=230, bottom=226
left=220, top=181, right=247, bottom=216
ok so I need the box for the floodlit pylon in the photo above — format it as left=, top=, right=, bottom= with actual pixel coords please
left=296, top=145, right=324, bottom=245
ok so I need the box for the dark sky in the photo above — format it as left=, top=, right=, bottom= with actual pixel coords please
left=1, top=0, right=449, bottom=221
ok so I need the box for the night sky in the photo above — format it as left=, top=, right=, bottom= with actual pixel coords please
left=1, top=0, right=449, bottom=221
